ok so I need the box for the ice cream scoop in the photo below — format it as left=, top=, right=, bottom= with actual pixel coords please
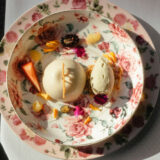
left=90, top=56, right=114, bottom=95
left=42, top=59, right=86, bottom=102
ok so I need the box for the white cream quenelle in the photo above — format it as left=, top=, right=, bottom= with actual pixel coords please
left=90, top=56, right=114, bottom=95
left=42, top=59, right=86, bottom=102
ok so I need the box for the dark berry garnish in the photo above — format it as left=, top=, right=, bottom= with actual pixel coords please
left=61, top=34, right=79, bottom=47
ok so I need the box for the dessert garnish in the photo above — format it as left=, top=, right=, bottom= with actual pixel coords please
left=86, top=32, right=101, bottom=44
left=73, top=45, right=86, bottom=57
left=60, top=105, right=71, bottom=113
left=94, top=94, right=108, bottom=105
left=37, top=93, right=51, bottom=100
left=89, top=104, right=101, bottom=111
left=84, top=116, right=92, bottom=124
left=21, top=61, right=41, bottom=92
left=43, top=40, right=60, bottom=53
left=53, top=108, right=58, bottom=119
left=32, top=101, right=43, bottom=112
left=74, top=106, right=84, bottom=117
left=103, top=52, right=123, bottom=90
left=29, top=50, right=42, bottom=62
left=103, top=52, right=117, bottom=64
left=61, top=34, right=79, bottom=47
left=35, top=23, right=61, bottom=45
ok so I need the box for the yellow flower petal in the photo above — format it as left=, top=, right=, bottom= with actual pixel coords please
left=109, top=52, right=117, bottom=62
left=86, top=32, right=101, bottom=44
left=43, top=48, right=55, bottom=53
left=53, top=108, right=58, bottom=119
left=46, top=40, right=59, bottom=48
left=89, top=104, right=101, bottom=111
left=32, top=101, right=43, bottom=112
left=103, top=54, right=113, bottom=63
left=37, top=93, right=51, bottom=100
left=84, top=116, right=92, bottom=124
left=29, top=50, right=42, bottom=62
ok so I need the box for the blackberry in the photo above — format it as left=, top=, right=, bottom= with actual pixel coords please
left=61, top=34, right=79, bottom=48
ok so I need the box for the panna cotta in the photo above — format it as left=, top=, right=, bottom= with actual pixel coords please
left=42, top=59, right=86, bottom=102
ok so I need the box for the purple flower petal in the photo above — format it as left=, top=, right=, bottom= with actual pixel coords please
left=74, top=106, right=84, bottom=117
left=94, top=94, right=108, bottom=105
left=74, top=46, right=86, bottom=57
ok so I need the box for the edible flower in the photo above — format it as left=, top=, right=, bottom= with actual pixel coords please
left=32, top=101, right=43, bottom=112
left=29, top=50, right=42, bottom=62
left=74, top=106, right=84, bottom=117
left=103, top=52, right=117, bottom=63
left=89, top=104, right=101, bottom=111
left=43, top=40, right=59, bottom=53
left=60, top=105, right=70, bottom=113
left=84, top=116, right=92, bottom=124
left=73, top=46, right=86, bottom=57
left=61, top=34, right=79, bottom=48
left=37, top=92, right=51, bottom=100
left=94, top=94, right=108, bottom=105
left=21, top=61, right=41, bottom=92
left=86, top=32, right=101, bottom=44
left=53, top=108, right=58, bottom=119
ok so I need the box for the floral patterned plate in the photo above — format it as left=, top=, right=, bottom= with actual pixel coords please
left=7, top=10, right=143, bottom=146
left=0, top=0, right=159, bottom=159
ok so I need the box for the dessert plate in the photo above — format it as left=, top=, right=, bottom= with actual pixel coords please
left=0, top=0, right=159, bottom=159
left=7, top=10, right=143, bottom=146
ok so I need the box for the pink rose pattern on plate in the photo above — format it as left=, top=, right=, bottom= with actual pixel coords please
left=109, top=23, right=129, bottom=40
left=32, top=12, right=42, bottom=22
left=5, top=31, right=18, bottom=43
left=0, top=0, right=159, bottom=160
left=65, top=116, right=92, bottom=139
left=72, top=0, right=86, bottom=9
left=0, top=70, right=6, bottom=85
